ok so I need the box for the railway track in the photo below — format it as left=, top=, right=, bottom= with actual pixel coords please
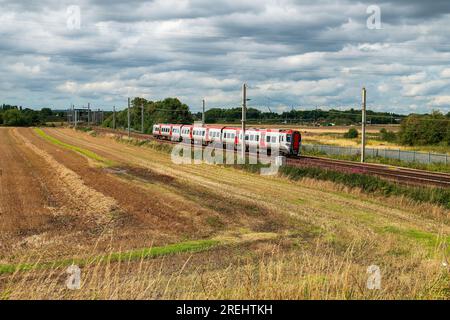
left=288, top=156, right=450, bottom=188
left=87, top=126, right=450, bottom=188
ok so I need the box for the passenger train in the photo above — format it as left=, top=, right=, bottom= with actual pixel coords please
left=152, top=123, right=302, bottom=156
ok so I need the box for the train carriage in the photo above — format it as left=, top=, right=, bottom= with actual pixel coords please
left=180, top=125, right=193, bottom=141
left=192, top=126, right=207, bottom=144
left=152, top=123, right=301, bottom=156
left=171, top=125, right=183, bottom=141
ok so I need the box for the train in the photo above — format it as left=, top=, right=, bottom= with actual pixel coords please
left=152, top=123, right=302, bottom=156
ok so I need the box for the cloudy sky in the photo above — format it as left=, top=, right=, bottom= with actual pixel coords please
left=1, top=0, right=450, bottom=114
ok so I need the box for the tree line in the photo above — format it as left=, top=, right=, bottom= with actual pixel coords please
left=3, top=100, right=449, bottom=147
left=0, top=104, right=64, bottom=126
left=195, top=107, right=404, bottom=125
left=102, top=97, right=192, bottom=134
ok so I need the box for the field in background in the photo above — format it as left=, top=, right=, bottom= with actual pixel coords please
left=0, top=127, right=449, bottom=299
left=216, top=123, right=449, bottom=154
left=300, top=126, right=450, bottom=155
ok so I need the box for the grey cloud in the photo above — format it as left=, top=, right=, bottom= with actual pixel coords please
left=0, top=0, right=450, bottom=113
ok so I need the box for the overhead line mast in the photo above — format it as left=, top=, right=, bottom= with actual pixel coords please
left=241, top=84, right=247, bottom=162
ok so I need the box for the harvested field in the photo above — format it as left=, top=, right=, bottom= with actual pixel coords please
left=1, top=126, right=450, bottom=299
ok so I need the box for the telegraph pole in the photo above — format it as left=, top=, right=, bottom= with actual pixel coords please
left=71, top=104, right=74, bottom=126
left=361, top=87, right=367, bottom=163
left=113, top=106, right=116, bottom=130
left=87, top=102, right=91, bottom=125
left=141, top=102, right=144, bottom=133
left=202, top=99, right=206, bottom=125
left=127, top=97, right=131, bottom=138
left=241, top=84, right=247, bottom=161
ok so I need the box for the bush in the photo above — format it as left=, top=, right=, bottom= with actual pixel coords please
left=379, top=128, right=397, bottom=142
left=399, top=111, right=448, bottom=146
left=343, top=128, right=358, bottom=139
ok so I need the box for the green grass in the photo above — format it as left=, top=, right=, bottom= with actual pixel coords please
left=234, top=163, right=450, bottom=209
left=80, top=128, right=450, bottom=209
left=34, top=128, right=114, bottom=166
left=0, top=239, right=220, bottom=275
left=381, top=226, right=450, bottom=250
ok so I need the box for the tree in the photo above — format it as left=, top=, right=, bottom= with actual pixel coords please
left=399, top=111, right=448, bottom=145
left=3, top=109, right=25, bottom=126
left=102, top=97, right=193, bottom=133
left=40, top=108, right=53, bottom=120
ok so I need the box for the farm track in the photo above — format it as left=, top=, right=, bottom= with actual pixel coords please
left=91, top=126, right=450, bottom=188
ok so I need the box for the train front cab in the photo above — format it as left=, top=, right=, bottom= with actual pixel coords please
left=290, top=131, right=301, bottom=155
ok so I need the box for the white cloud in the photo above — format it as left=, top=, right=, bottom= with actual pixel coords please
left=428, top=96, right=450, bottom=107
left=440, top=68, right=450, bottom=78
left=9, top=63, right=41, bottom=75
left=403, top=80, right=448, bottom=97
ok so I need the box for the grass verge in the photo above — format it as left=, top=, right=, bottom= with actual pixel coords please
left=381, top=226, right=450, bottom=250
left=235, top=163, right=450, bottom=209
left=34, top=128, right=114, bottom=166
left=0, top=239, right=220, bottom=275
left=85, top=128, right=450, bottom=208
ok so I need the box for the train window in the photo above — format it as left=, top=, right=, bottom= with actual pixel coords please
left=256, top=135, right=259, bottom=141
left=287, top=135, right=291, bottom=142
left=231, top=133, right=235, bottom=138
left=250, top=135, right=254, bottom=141
left=271, top=136, right=276, bottom=143
left=245, top=135, right=249, bottom=140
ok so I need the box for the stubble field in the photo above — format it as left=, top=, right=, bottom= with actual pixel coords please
left=0, top=127, right=449, bottom=299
